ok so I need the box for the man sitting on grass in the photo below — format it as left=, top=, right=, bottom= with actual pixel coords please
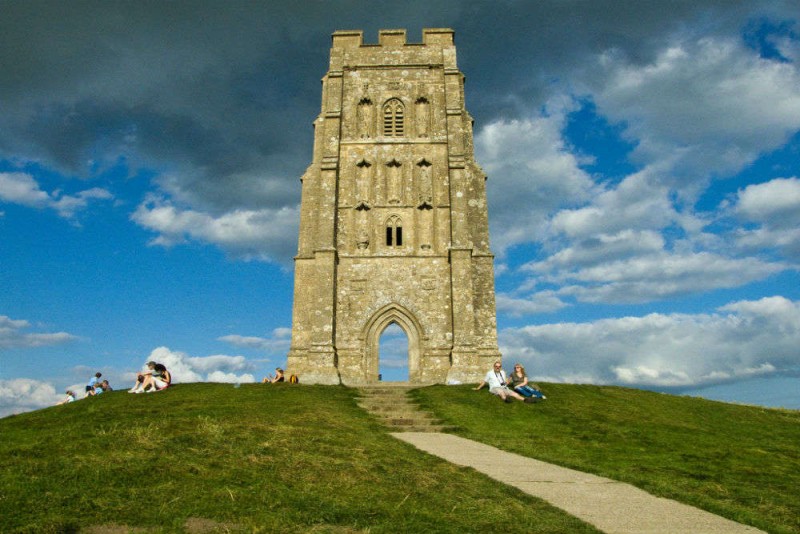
left=474, top=361, right=534, bottom=403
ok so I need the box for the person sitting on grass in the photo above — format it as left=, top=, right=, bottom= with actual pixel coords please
left=85, top=372, right=102, bottom=397
left=507, top=363, right=546, bottom=400
left=129, top=361, right=155, bottom=392
left=139, top=362, right=170, bottom=393
left=129, top=361, right=171, bottom=393
left=474, top=361, right=533, bottom=403
left=262, top=367, right=285, bottom=384
left=56, top=390, right=76, bottom=405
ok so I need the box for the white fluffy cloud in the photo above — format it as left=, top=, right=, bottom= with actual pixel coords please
left=0, top=172, right=111, bottom=218
left=548, top=172, right=680, bottom=239
left=218, top=327, right=292, bottom=354
left=476, top=104, right=597, bottom=254
left=0, top=378, right=60, bottom=417
left=0, top=315, right=76, bottom=349
left=732, top=177, right=800, bottom=259
left=131, top=196, right=298, bottom=263
left=500, top=296, right=800, bottom=388
left=591, top=37, right=800, bottom=184
left=486, top=33, right=800, bottom=314
left=736, top=177, right=800, bottom=224
left=532, top=252, right=783, bottom=304
left=496, top=291, right=567, bottom=316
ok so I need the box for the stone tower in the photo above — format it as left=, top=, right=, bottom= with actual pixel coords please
left=287, top=28, right=501, bottom=385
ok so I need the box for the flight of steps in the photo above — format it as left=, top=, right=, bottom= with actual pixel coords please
left=356, top=384, right=453, bottom=433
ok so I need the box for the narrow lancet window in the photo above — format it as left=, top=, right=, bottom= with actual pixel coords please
left=383, top=98, right=405, bottom=137
left=386, top=216, right=403, bottom=248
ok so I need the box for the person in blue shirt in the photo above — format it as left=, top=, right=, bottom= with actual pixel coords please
left=85, top=372, right=102, bottom=397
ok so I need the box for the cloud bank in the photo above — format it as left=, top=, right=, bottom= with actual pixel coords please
left=501, top=296, right=800, bottom=389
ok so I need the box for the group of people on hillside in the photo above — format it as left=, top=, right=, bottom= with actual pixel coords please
left=56, top=372, right=114, bottom=404
left=56, top=360, right=538, bottom=405
left=86, top=372, right=113, bottom=396
left=475, top=361, right=547, bottom=404
left=55, top=362, right=172, bottom=405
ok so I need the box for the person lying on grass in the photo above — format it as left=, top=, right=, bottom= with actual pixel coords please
left=474, top=361, right=535, bottom=403
left=262, top=367, right=285, bottom=383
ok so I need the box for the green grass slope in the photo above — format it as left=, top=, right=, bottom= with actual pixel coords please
left=414, top=384, right=800, bottom=534
left=0, top=384, right=599, bottom=534
left=1, top=383, right=797, bottom=533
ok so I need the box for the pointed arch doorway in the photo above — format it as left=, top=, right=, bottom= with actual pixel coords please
left=363, top=303, right=422, bottom=383
left=378, top=323, right=409, bottom=381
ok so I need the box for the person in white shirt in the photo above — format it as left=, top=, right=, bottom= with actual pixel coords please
left=56, top=390, right=76, bottom=405
left=474, top=361, right=531, bottom=403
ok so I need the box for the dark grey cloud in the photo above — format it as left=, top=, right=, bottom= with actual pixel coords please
left=1, top=0, right=795, bottom=262
left=3, top=1, right=780, bottom=168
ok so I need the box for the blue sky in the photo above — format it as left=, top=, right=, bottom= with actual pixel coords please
left=2, top=1, right=799, bottom=416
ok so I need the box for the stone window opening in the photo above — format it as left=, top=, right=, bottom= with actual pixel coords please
left=386, top=215, right=403, bottom=247
left=383, top=98, right=404, bottom=137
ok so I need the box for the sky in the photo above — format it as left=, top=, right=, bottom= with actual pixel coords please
left=2, top=1, right=800, bottom=416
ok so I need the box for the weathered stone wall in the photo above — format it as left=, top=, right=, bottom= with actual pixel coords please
left=288, top=29, right=501, bottom=385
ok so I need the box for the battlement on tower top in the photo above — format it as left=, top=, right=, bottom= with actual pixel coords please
left=331, top=28, right=454, bottom=49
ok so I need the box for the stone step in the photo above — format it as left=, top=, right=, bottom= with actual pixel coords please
left=361, top=410, right=440, bottom=422
left=393, top=425, right=456, bottom=433
left=358, top=391, right=416, bottom=399
left=356, top=386, right=448, bottom=434
left=356, top=404, right=426, bottom=415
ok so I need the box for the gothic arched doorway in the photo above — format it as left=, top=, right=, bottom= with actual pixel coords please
left=378, top=323, right=409, bottom=381
left=362, top=303, right=422, bottom=383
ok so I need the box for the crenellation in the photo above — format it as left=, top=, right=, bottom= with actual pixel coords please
left=331, top=30, right=363, bottom=49
left=334, top=28, right=453, bottom=49
left=423, top=28, right=455, bottom=46
left=378, top=29, right=406, bottom=46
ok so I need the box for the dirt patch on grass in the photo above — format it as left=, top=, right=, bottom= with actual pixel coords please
left=184, top=517, right=242, bottom=533
left=83, top=525, right=150, bottom=533
left=82, top=518, right=241, bottom=533
left=304, top=527, right=372, bottom=533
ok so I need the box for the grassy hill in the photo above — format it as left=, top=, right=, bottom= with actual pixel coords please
left=1, top=383, right=797, bottom=533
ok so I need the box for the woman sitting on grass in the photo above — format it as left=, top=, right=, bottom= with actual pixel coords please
left=507, top=363, right=546, bottom=400
left=129, top=361, right=171, bottom=393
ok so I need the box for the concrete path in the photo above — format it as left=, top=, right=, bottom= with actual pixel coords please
left=392, top=432, right=765, bottom=534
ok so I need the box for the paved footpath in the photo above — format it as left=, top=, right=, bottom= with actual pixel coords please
left=392, top=432, right=765, bottom=534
